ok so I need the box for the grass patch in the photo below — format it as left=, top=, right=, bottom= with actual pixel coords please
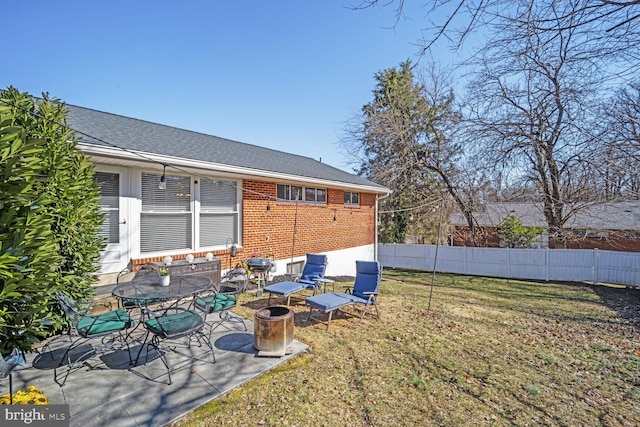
left=171, top=271, right=640, bottom=426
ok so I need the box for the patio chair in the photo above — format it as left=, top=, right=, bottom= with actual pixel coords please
left=115, top=265, right=165, bottom=313
left=263, top=253, right=328, bottom=305
left=193, top=267, right=249, bottom=335
left=305, top=260, right=381, bottom=330
left=55, top=292, right=135, bottom=385
left=134, top=305, right=215, bottom=385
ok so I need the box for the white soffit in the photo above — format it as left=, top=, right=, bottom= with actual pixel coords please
left=80, top=144, right=390, bottom=194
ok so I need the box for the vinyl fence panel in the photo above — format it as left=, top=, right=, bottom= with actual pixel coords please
left=546, top=249, right=595, bottom=283
left=596, top=250, right=640, bottom=286
left=377, top=244, right=639, bottom=287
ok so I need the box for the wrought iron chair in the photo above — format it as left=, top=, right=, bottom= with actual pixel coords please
left=305, top=260, right=382, bottom=330
left=264, top=253, right=329, bottom=305
left=115, top=265, right=165, bottom=314
left=193, top=267, right=249, bottom=336
left=134, top=301, right=215, bottom=385
left=55, top=292, right=135, bottom=385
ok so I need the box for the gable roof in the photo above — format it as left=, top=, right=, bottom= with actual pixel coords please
left=451, top=202, right=640, bottom=230
left=65, top=104, right=389, bottom=193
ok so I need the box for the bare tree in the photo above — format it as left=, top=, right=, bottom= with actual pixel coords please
left=343, top=61, right=489, bottom=245
left=597, top=83, right=640, bottom=198
left=463, top=1, right=607, bottom=248
left=352, top=0, right=640, bottom=62
left=349, top=1, right=640, bottom=249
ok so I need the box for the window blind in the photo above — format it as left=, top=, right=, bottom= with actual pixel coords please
left=96, top=171, right=119, bottom=244
left=199, top=179, right=238, bottom=247
left=141, top=173, right=192, bottom=252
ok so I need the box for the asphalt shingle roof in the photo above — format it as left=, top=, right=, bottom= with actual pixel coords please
left=65, top=104, right=388, bottom=192
left=451, top=202, right=640, bottom=230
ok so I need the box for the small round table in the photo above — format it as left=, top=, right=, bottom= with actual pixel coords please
left=112, top=274, right=212, bottom=308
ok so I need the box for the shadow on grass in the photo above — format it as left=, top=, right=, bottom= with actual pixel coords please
left=589, top=282, right=640, bottom=331
left=387, top=268, right=640, bottom=331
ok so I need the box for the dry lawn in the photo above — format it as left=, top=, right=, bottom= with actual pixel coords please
left=172, top=270, right=640, bottom=426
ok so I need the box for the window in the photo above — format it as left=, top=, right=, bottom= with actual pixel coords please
left=199, top=179, right=238, bottom=247
left=277, top=184, right=302, bottom=201
left=96, top=172, right=119, bottom=244
left=140, top=173, right=240, bottom=254
left=571, top=229, right=609, bottom=239
left=626, top=231, right=640, bottom=240
left=141, top=173, right=192, bottom=253
left=585, top=229, right=608, bottom=238
left=276, top=184, right=326, bottom=203
left=286, top=260, right=305, bottom=275
left=305, top=187, right=326, bottom=203
left=344, top=191, right=360, bottom=206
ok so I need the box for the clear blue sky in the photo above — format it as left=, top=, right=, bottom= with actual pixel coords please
left=2, top=1, right=451, bottom=172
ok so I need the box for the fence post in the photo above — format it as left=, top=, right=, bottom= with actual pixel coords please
left=593, top=249, right=599, bottom=286
left=392, top=243, right=396, bottom=269
left=464, top=246, right=468, bottom=275
left=545, top=247, right=549, bottom=282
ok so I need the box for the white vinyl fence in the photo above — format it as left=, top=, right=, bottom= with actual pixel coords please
left=378, top=244, right=640, bottom=287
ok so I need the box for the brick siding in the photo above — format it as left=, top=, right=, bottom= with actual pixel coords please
left=134, top=179, right=378, bottom=270
left=452, top=226, right=640, bottom=252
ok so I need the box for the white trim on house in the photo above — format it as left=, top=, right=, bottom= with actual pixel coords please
left=80, top=143, right=391, bottom=195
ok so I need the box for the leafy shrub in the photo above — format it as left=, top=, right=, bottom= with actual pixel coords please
left=0, top=87, right=104, bottom=356
left=496, top=215, right=544, bottom=248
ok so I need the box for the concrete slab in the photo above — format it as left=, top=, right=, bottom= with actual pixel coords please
left=3, top=316, right=307, bottom=427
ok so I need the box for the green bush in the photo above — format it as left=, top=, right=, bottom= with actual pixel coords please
left=496, top=215, right=544, bottom=248
left=0, top=87, right=104, bottom=356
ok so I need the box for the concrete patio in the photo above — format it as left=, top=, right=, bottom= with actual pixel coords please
left=5, top=308, right=308, bottom=426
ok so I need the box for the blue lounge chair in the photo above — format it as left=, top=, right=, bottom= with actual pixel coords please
left=305, top=260, right=381, bottom=330
left=264, top=254, right=328, bottom=305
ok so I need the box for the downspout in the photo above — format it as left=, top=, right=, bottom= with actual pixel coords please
left=375, top=192, right=391, bottom=261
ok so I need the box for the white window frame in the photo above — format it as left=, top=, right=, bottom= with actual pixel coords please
left=276, top=184, right=327, bottom=204
left=197, top=178, right=240, bottom=249
left=95, top=171, right=120, bottom=244
left=140, top=171, right=241, bottom=255
left=344, top=191, right=360, bottom=206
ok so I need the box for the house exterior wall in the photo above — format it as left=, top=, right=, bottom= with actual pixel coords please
left=240, top=180, right=376, bottom=262
left=266, top=244, right=376, bottom=278
left=563, top=231, right=640, bottom=252
left=124, top=177, right=378, bottom=274
left=451, top=226, right=640, bottom=252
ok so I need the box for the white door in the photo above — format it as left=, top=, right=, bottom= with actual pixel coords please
left=96, top=168, right=129, bottom=274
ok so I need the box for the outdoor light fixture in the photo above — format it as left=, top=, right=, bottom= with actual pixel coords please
left=333, top=208, right=337, bottom=222
left=266, top=197, right=271, bottom=211
left=158, top=163, right=167, bottom=190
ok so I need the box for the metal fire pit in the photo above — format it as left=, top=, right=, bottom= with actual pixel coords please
left=245, top=257, right=271, bottom=273
left=254, top=306, right=294, bottom=357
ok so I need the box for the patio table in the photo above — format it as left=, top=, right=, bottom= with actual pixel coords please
left=111, top=274, right=213, bottom=310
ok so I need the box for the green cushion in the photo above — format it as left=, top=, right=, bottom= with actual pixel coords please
left=195, top=294, right=236, bottom=313
left=145, top=310, right=204, bottom=336
left=77, top=309, right=133, bottom=336
left=122, top=292, right=167, bottom=307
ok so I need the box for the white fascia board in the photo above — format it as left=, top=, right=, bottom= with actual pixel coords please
left=79, top=143, right=390, bottom=194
